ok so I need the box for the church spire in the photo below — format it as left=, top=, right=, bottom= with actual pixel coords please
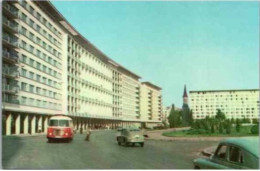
left=183, top=84, right=188, bottom=98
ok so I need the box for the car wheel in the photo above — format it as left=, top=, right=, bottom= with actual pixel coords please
left=194, top=166, right=200, bottom=169
left=118, top=141, right=121, bottom=145
left=132, top=143, right=135, bottom=147
left=140, top=142, right=144, bottom=147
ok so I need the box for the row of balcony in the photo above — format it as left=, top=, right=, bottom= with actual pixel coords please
left=3, top=34, right=19, bottom=49
left=3, top=2, right=19, bottom=19
left=2, top=50, right=19, bottom=64
left=2, top=67, right=20, bottom=78
left=2, top=84, right=20, bottom=94
left=3, top=17, right=19, bottom=34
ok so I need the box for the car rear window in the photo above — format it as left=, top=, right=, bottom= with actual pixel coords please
left=229, top=146, right=243, bottom=163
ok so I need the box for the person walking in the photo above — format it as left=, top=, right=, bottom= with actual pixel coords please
left=85, top=126, right=91, bottom=141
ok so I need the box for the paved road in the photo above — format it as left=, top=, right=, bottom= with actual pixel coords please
left=2, top=130, right=218, bottom=169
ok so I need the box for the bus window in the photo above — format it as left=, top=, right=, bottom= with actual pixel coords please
left=49, top=120, right=58, bottom=126
left=59, top=120, right=69, bottom=127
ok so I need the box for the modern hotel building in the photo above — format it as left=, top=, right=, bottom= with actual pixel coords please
left=189, top=89, right=259, bottom=120
left=2, top=0, right=163, bottom=135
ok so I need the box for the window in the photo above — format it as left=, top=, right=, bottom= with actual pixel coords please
left=36, top=74, right=41, bottom=82
left=21, top=82, right=27, bottom=91
left=21, top=68, right=27, bottom=77
left=21, top=13, right=27, bottom=21
left=36, top=87, right=41, bottom=94
left=29, top=19, right=34, bottom=28
left=29, top=59, right=34, bottom=66
left=42, top=65, right=46, bottom=72
left=29, top=85, right=34, bottom=93
left=42, top=77, right=47, bottom=84
left=215, top=145, right=227, bottom=160
left=36, top=12, right=41, bottom=19
left=36, top=62, right=41, bottom=70
left=29, top=45, right=34, bottom=53
left=29, top=71, right=34, bottom=79
left=43, top=89, right=47, bottom=96
left=37, top=100, right=41, bottom=107
left=36, top=24, right=41, bottom=32
left=21, top=55, right=27, bottom=63
left=20, top=26, right=26, bottom=35
left=21, top=96, right=27, bottom=104
left=29, top=6, right=34, bottom=14
left=21, top=41, right=27, bottom=49
left=36, top=37, right=41, bottom=45
left=229, top=146, right=243, bottom=163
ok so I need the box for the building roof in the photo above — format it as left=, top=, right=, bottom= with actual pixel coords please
left=190, top=88, right=259, bottom=93
left=183, top=85, right=188, bottom=97
left=35, top=1, right=140, bottom=79
left=220, top=137, right=259, bottom=158
left=118, top=65, right=141, bottom=80
left=142, top=82, right=162, bottom=90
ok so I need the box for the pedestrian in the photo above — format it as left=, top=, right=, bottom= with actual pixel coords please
left=85, top=126, right=91, bottom=141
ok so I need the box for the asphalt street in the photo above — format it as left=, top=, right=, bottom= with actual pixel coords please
left=2, top=130, right=218, bottom=169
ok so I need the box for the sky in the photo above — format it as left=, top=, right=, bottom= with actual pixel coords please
left=52, top=1, right=259, bottom=108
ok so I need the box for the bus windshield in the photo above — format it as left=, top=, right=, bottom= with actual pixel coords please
left=49, top=119, right=69, bottom=127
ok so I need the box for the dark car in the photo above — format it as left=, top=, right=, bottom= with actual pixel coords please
left=193, top=137, right=259, bottom=169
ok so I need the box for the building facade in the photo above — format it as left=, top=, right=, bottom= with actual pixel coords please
left=2, top=0, right=162, bottom=135
left=140, top=82, right=162, bottom=127
left=189, top=89, right=259, bottom=120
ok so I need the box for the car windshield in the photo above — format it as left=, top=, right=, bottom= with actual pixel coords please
left=49, top=119, right=69, bottom=127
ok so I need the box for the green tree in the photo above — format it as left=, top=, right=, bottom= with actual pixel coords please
left=236, top=119, right=241, bottom=132
left=225, top=120, right=231, bottom=134
left=168, top=108, right=182, bottom=128
left=219, top=122, right=223, bottom=133
left=215, top=109, right=226, bottom=120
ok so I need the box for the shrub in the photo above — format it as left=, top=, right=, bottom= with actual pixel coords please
left=251, top=125, right=259, bottom=134
left=252, top=118, right=259, bottom=124
left=187, top=129, right=210, bottom=135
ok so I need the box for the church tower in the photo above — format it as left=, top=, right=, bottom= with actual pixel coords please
left=183, top=84, right=188, bottom=106
left=182, top=85, right=190, bottom=126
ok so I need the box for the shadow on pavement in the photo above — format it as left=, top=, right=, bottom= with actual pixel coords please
left=2, top=136, right=24, bottom=169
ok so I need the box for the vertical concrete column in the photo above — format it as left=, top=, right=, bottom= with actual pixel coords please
left=23, top=114, right=29, bottom=134
left=84, top=120, right=86, bottom=130
left=44, top=117, right=48, bottom=133
left=6, top=114, right=11, bottom=135
left=38, top=116, right=42, bottom=133
left=15, top=114, right=21, bottom=135
left=31, top=115, right=36, bottom=134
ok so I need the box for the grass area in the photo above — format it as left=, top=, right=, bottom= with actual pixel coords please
left=162, top=126, right=259, bottom=137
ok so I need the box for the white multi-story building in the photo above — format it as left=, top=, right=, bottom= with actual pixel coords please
left=2, top=0, right=162, bottom=135
left=189, top=89, right=259, bottom=120
left=140, top=82, right=162, bottom=127
left=2, top=0, right=65, bottom=135
left=119, top=66, right=141, bottom=122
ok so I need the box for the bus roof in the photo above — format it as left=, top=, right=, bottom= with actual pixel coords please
left=49, top=115, right=72, bottom=120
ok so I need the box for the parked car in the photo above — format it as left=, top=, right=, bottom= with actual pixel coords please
left=116, top=127, right=144, bottom=147
left=193, top=137, right=259, bottom=169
